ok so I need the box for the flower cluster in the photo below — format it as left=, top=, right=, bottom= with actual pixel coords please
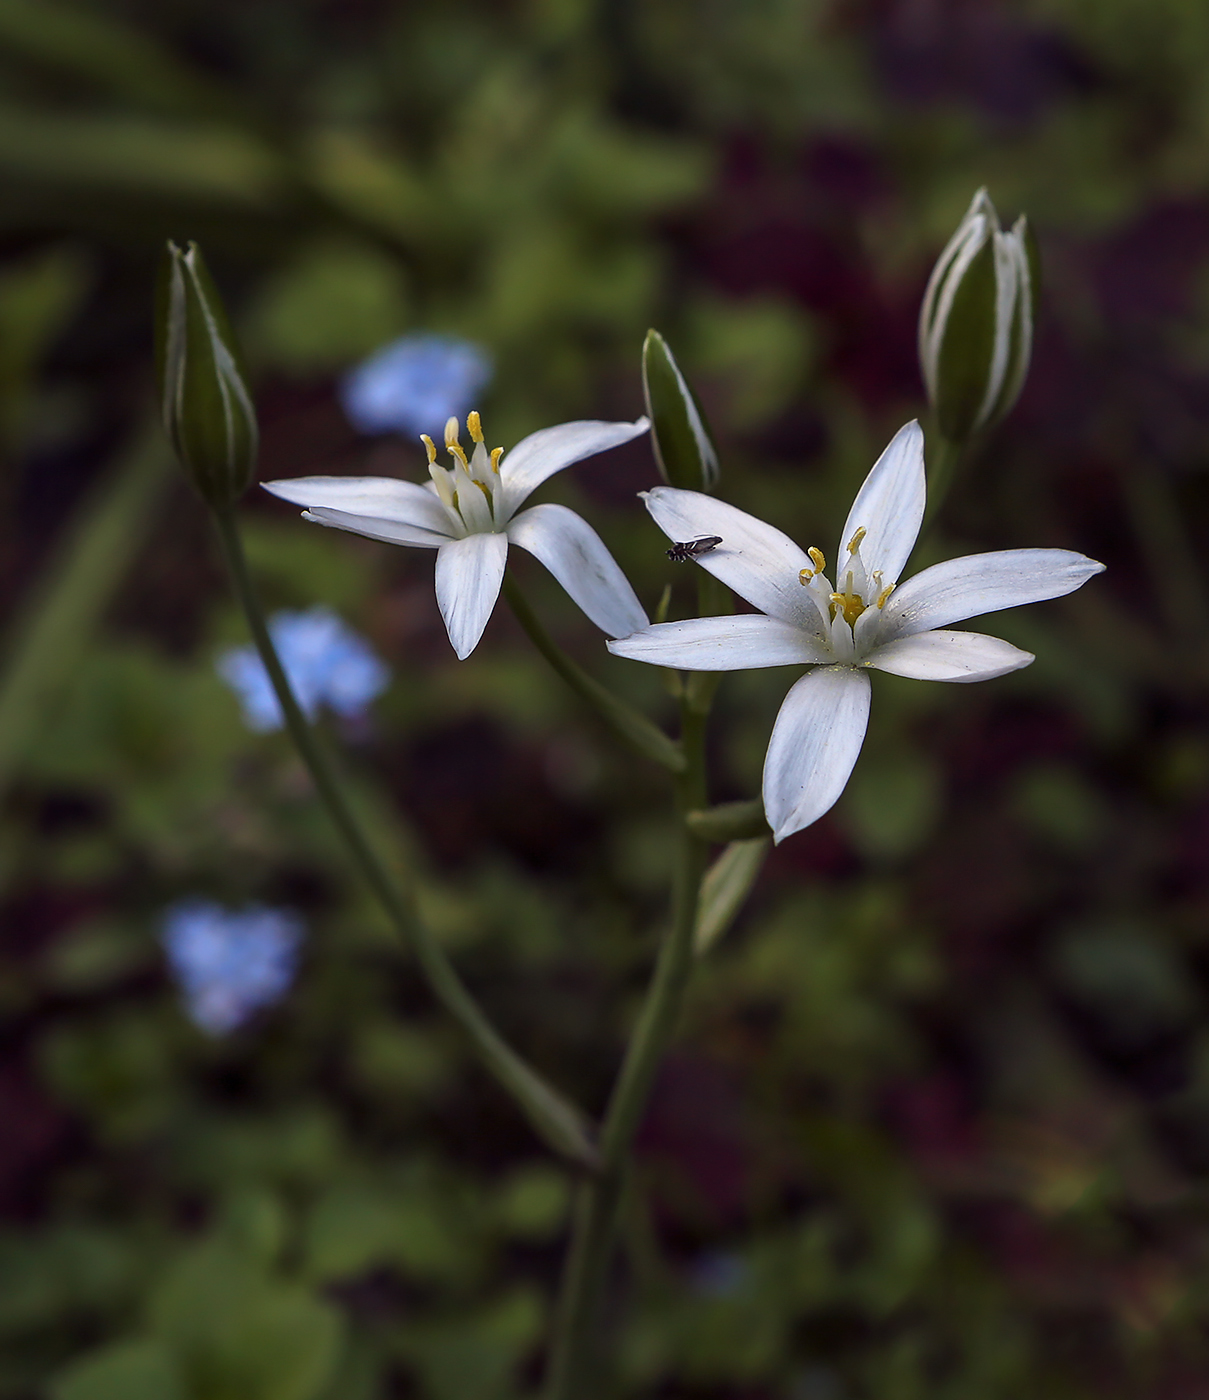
left=259, top=194, right=1101, bottom=842
left=217, top=606, right=388, bottom=731
left=161, top=900, right=303, bottom=1034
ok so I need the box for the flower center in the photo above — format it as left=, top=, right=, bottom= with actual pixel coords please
left=421, top=411, right=504, bottom=533
left=797, top=527, right=896, bottom=638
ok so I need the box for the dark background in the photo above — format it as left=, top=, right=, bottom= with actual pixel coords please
left=3, top=1, right=1209, bottom=1396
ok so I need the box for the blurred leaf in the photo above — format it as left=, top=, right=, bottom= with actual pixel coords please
left=246, top=238, right=410, bottom=373
left=0, top=107, right=284, bottom=206
left=51, top=1339, right=184, bottom=1400
left=405, top=1288, right=542, bottom=1400
left=0, top=427, right=169, bottom=807
left=492, top=1164, right=569, bottom=1240
left=150, top=1238, right=343, bottom=1400
left=840, top=749, right=942, bottom=862
left=0, top=0, right=235, bottom=115
left=0, top=242, right=91, bottom=448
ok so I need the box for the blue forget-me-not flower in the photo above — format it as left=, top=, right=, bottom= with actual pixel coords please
left=340, top=333, right=492, bottom=440
left=161, top=900, right=303, bottom=1035
left=217, top=606, right=389, bottom=732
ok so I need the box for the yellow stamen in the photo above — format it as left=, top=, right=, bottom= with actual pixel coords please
left=877, top=583, right=895, bottom=609
left=490, top=446, right=503, bottom=473
left=847, top=526, right=867, bottom=554
left=467, top=410, right=484, bottom=443
left=444, top=416, right=468, bottom=466
left=808, top=546, right=826, bottom=573
left=829, top=591, right=867, bottom=627
left=473, top=479, right=492, bottom=502
left=421, top=434, right=437, bottom=465
left=799, top=568, right=814, bottom=585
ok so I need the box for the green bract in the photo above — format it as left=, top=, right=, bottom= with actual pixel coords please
left=642, top=329, right=719, bottom=492
left=918, top=189, right=1038, bottom=444
left=155, top=240, right=258, bottom=509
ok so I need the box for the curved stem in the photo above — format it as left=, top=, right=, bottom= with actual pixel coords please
left=503, top=571, right=684, bottom=773
left=212, top=506, right=598, bottom=1171
left=543, top=693, right=710, bottom=1399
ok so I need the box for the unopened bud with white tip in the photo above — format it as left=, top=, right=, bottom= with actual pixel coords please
left=642, top=329, right=720, bottom=492
left=155, top=240, right=258, bottom=510
left=919, top=189, right=1038, bottom=444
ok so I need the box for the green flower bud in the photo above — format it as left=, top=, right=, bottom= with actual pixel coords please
left=155, top=240, right=258, bottom=509
left=919, top=189, right=1038, bottom=444
left=642, top=328, right=719, bottom=492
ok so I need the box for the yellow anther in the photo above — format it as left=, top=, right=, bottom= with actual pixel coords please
left=847, top=526, right=867, bottom=554
left=444, top=416, right=468, bottom=465
left=876, top=583, right=895, bottom=609
left=490, top=446, right=503, bottom=473
left=808, top=546, right=826, bottom=573
left=799, top=568, right=814, bottom=585
left=467, top=410, right=484, bottom=443
left=421, top=434, right=437, bottom=465
left=474, top=479, right=492, bottom=502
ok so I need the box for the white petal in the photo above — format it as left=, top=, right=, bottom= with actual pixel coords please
left=263, top=475, right=452, bottom=536
left=837, top=421, right=926, bottom=584
left=643, top=487, right=828, bottom=637
left=879, top=548, right=1105, bottom=639
left=866, top=629, right=1033, bottom=682
left=763, top=666, right=871, bottom=844
left=497, top=418, right=649, bottom=514
left=434, top=532, right=509, bottom=660
left=506, top=503, right=648, bottom=638
left=303, top=506, right=451, bottom=548
left=608, top=615, right=830, bottom=671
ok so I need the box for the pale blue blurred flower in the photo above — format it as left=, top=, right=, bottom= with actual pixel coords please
left=217, top=606, right=389, bottom=732
left=340, top=333, right=493, bottom=439
left=161, top=900, right=303, bottom=1035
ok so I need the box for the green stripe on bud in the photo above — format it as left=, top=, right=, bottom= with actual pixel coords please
left=642, top=328, right=719, bottom=492
left=155, top=240, right=258, bottom=509
left=919, top=190, right=1036, bottom=444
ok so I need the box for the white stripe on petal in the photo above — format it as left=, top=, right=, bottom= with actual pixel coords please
left=608, top=615, right=830, bottom=671
left=507, top=502, right=648, bottom=638
left=837, top=421, right=926, bottom=585
left=264, top=476, right=453, bottom=536
left=879, top=548, right=1105, bottom=639
left=497, top=418, right=649, bottom=515
left=763, top=666, right=871, bottom=844
left=303, top=506, right=451, bottom=548
left=642, top=487, right=828, bottom=637
left=866, top=629, right=1033, bottom=682
left=434, top=532, right=509, bottom=660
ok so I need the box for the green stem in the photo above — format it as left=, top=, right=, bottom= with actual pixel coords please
left=212, top=507, right=599, bottom=1171
left=921, top=432, right=964, bottom=534
left=543, top=694, right=710, bottom=1399
left=502, top=571, right=684, bottom=774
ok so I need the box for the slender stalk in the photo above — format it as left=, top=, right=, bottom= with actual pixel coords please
left=211, top=506, right=599, bottom=1171
left=921, top=432, right=963, bottom=534
left=503, top=571, right=685, bottom=774
left=543, top=694, right=710, bottom=1399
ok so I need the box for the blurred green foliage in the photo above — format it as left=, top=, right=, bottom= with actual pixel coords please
left=3, top=0, right=1209, bottom=1398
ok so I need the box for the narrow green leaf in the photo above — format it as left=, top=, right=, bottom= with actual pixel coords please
left=695, top=837, right=770, bottom=954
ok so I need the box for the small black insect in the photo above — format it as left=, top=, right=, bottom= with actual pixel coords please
left=666, top=535, right=723, bottom=563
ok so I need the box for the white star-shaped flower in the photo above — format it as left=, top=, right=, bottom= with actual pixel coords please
left=609, top=421, right=1104, bottom=843
left=264, top=413, right=650, bottom=659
